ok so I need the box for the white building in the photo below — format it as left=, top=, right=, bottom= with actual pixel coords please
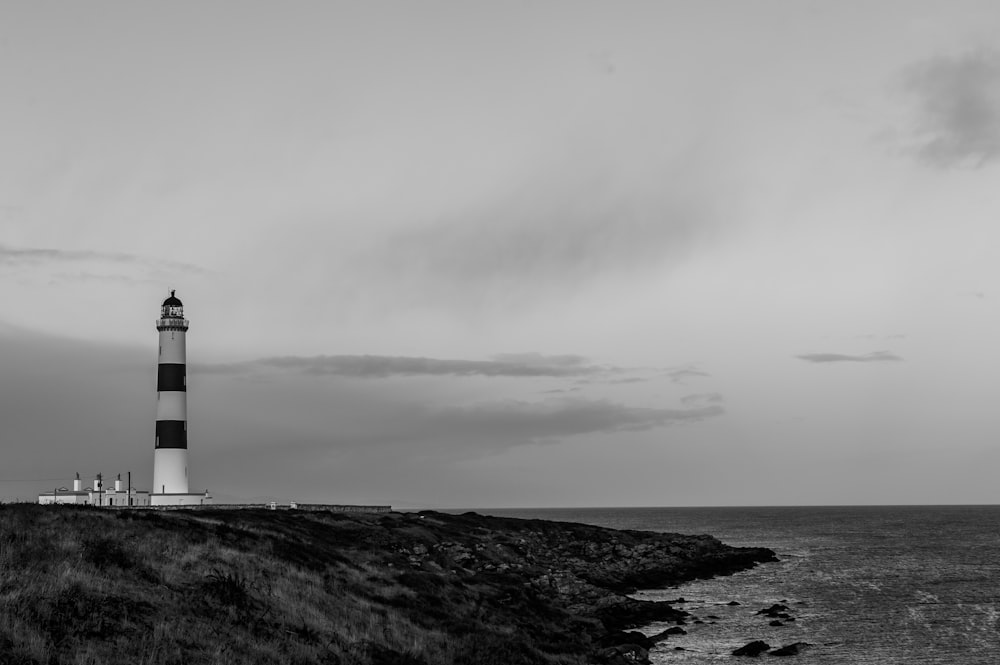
left=38, top=473, right=152, bottom=507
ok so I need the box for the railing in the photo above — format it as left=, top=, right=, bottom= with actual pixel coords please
left=156, top=318, right=190, bottom=330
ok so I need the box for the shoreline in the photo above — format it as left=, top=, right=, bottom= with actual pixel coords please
left=410, top=511, right=779, bottom=663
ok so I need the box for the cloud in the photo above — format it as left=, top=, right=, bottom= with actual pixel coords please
left=342, top=175, right=710, bottom=311
left=0, top=244, right=208, bottom=275
left=796, top=351, right=903, bottom=363
left=421, top=397, right=723, bottom=442
left=0, top=245, right=211, bottom=281
left=51, top=272, right=161, bottom=285
left=327, top=397, right=726, bottom=454
left=573, top=374, right=654, bottom=386
left=662, top=366, right=711, bottom=383
left=194, top=367, right=726, bottom=465
left=0, top=245, right=188, bottom=272
left=856, top=333, right=907, bottom=340
left=490, top=352, right=589, bottom=368
left=377, top=209, right=690, bottom=297
left=195, top=353, right=616, bottom=379
left=680, top=392, right=724, bottom=406
left=901, top=49, right=1000, bottom=168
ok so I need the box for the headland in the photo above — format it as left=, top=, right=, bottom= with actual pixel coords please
left=0, top=503, right=776, bottom=664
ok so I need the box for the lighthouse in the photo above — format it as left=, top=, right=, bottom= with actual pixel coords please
left=151, top=291, right=209, bottom=506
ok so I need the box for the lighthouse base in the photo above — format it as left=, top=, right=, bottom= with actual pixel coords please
left=153, top=448, right=189, bottom=495
left=150, top=492, right=213, bottom=507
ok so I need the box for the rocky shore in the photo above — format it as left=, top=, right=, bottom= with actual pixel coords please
left=396, top=511, right=778, bottom=663
left=0, top=504, right=776, bottom=664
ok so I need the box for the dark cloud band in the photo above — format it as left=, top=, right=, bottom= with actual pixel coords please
left=319, top=397, right=727, bottom=455
left=796, top=351, right=902, bottom=364
left=196, top=353, right=616, bottom=379
left=0, top=244, right=208, bottom=274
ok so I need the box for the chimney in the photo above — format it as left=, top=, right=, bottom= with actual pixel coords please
left=115, top=474, right=122, bottom=492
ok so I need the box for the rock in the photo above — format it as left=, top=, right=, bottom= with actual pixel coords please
left=706, top=615, right=721, bottom=619
left=648, top=625, right=687, bottom=642
left=756, top=603, right=791, bottom=617
left=598, top=631, right=654, bottom=650
left=732, top=641, right=771, bottom=657
left=594, top=644, right=650, bottom=665
left=594, top=598, right=688, bottom=632
left=763, top=603, right=788, bottom=612
left=727, top=600, right=741, bottom=606
left=647, top=628, right=672, bottom=642
left=771, top=642, right=812, bottom=656
left=769, top=620, right=784, bottom=626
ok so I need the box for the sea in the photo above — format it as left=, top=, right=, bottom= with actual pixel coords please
left=476, top=506, right=1000, bottom=664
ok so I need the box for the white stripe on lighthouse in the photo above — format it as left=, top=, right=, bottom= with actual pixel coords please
left=156, top=391, right=187, bottom=421
left=158, top=331, right=186, bottom=364
left=153, top=449, right=188, bottom=495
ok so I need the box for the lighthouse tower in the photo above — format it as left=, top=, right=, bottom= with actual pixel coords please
left=151, top=291, right=209, bottom=506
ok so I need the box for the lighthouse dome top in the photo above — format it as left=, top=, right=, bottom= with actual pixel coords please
left=162, top=290, right=183, bottom=308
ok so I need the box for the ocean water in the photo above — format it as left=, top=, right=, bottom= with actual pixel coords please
left=478, top=506, right=1000, bottom=664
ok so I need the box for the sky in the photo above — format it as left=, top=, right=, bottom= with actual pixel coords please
left=2, top=1, right=1000, bottom=507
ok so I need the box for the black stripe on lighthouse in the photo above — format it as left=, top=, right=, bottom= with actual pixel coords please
left=157, top=364, right=186, bottom=392
left=155, top=420, right=188, bottom=449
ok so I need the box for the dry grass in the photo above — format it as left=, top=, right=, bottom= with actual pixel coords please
left=0, top=505, right=590, bottom=665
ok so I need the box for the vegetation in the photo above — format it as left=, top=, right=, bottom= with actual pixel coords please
left=0, top=505, right=774, bottom=665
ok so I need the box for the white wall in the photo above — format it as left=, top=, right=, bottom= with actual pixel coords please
left=150, top=492, right=209, bottom=506
left=153, top=448, right=188, bottom=494
left=38, top=489, right=152, bottom=506
left=158, top=330, right=186, bottom=364
left=156, top=391, right=187, bottom=421
left=38, top=493, right=89, bottom=505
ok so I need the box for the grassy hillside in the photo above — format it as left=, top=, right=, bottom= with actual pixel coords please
left=0, top=504, right=775, bottom=665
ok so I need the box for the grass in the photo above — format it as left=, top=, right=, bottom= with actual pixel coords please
left=0, top=505, right=592, bottom=665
